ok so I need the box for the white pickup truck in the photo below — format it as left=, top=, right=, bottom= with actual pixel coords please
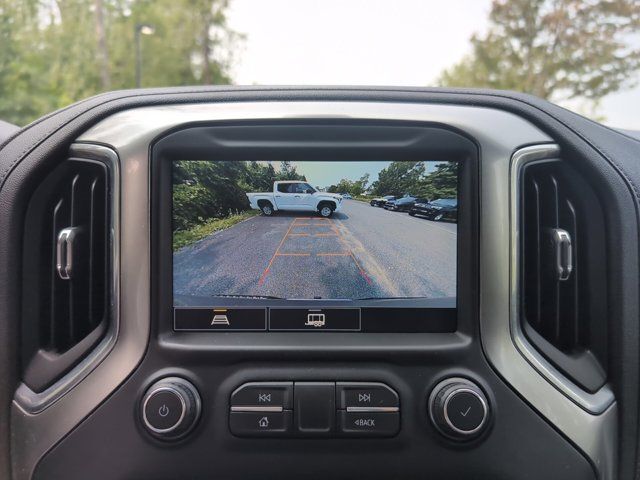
left=246, top=181, right=343, bottom=217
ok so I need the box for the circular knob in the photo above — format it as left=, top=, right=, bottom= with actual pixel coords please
left=429, top=377, right=490, bottom=441
left=141, top=377, right=201, bottom=440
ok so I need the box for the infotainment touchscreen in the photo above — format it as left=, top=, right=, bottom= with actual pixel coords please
left=172, top=160, right=458, bottom=332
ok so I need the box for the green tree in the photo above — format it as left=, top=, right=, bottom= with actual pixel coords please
left=242, top=161, right=276, bottom=192
left=276, top=161, right=306, bottom=181
left=0, top=0, right=243, bottom=126
left=368, top=161, right=458, bottom=200
left=172, top=160, right=249, bottom=231
left=419, top=162, right=458, bottom=200
left=354, top=173, right=369, bottom=194
left=439, top=0, right=640, bottom=103
left=172, top=159, right=314, bottom=232
left=371, top=162, right=425, bottom=197
left=327, top=179, right=355, bottom=194
left=327, top=173, right=370, bottom=196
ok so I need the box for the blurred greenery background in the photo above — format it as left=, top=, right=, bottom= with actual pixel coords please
left=0, top=0, right=638, bottom=126
left=0, top=0, right=242, bottom=125
left=3, top=0, right=637, bottom=249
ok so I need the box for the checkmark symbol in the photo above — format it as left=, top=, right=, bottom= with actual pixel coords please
left=460, top=406, right=472, bottom=417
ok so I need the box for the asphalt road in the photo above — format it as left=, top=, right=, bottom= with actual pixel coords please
left=174, top=200, right=457, bottom=303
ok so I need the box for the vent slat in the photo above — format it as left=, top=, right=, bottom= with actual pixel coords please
left=69, top=174, right=79, bottom=345
left=523, top=176, right=542, bottom=330
left=550, top=175, right=561, bottom=346
left=532, top=179, right=540, bottom=329
left=560, top=198, right=580, bottom=350
left=50, top=198, right=66, bottom=350
left=89, top=177, right=97, bottom=330
left=535, top=174, right=560, bottom=344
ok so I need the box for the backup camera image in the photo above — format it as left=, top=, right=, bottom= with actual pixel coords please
left=173, top=160, right=458, bottom=305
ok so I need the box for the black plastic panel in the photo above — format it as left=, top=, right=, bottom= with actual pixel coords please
left=33, top=361, right=595, bottom=479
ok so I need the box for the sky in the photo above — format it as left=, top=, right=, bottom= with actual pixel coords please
left=271, top=161, right=442, bottom=188
left=225, top=0, right=640, bottom=130
left=290, top=161, right=391, bottom=188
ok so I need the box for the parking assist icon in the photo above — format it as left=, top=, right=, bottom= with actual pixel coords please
left=211, top=309, right=230, bottom=326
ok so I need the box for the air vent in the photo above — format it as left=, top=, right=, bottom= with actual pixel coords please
left=21, top=158, right=112, bottom=392
left=520, top=159, right=607, bottom=393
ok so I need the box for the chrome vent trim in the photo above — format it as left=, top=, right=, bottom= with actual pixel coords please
left=14, top=145, right=120, bottom=413
left=510, top=145, right=614, bottom=412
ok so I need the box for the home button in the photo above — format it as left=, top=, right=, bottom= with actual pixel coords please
left=229, top=411, right=293, bottom=436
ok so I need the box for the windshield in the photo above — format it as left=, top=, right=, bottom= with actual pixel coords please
left=0, top=1, right=638, bottom=129
left=432, top=199, right=457, bottom=207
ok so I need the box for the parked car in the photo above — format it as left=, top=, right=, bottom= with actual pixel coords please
left=246, top=181, right=343, bottom=217
left=409, top=198, right=458, bottom=222
left=341, top=192, right=353, bottom=199
left=370, top=195, right=396, bottom=207
left=383, top=198, right=397, bottom=209
left=385, top=196, right=429, bottom=212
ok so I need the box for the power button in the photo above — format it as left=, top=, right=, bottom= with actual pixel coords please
left=141, top=377, right=201, bottom=440
left=143, top=388, right=185, bottom=432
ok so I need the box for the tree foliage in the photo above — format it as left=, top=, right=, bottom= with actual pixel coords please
left=277, top=160, right=307, bottom=181
left=438, top=0, right=640, bottom=102
left=368, top=162, right=458, bottom=200
left=370, top=162, right=426, bottom=197
left=327, top=173, right=370, bottom=196
left=417, top=162, right=458, bottom=200
left=325, top=162, right=458, bottom=200
left=172, top=160, right=305, bottom=231
left=0, top=0, right=243, bottom=125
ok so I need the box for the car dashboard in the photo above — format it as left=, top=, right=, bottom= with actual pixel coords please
left=1, top=87, right=639, bottom=479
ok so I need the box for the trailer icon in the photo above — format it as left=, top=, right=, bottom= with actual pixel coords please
left=305, top=313, right=326, bottom=328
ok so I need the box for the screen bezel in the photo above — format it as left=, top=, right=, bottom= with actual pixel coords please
left=151, top=119, right=478, bottom=336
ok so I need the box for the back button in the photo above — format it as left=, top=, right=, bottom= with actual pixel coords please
left=338, top=411, right=399, bottom=437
